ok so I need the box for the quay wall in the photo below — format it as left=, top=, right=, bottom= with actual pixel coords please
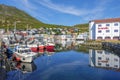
left=102, top=42, right=120, bottom=54
left=81, top=41, right=102, bottom=49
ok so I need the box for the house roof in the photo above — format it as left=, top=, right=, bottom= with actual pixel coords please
left=91, top=18, right=120, bottom=23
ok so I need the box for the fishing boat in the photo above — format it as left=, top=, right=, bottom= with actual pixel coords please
left=45, top=42, right=55, bottom=52
left=13, top=46, right=38, bottom=63
left=27, top=44, right=45, bottom=53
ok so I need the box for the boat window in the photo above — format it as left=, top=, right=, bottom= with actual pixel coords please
left=20, top=50, right=24, bottom=53
left=24, top=49, right=31, bottom=52
left=24, top=50, right=27, bottom=52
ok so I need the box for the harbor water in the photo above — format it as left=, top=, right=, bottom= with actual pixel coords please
left=4, top=49, right=120, bottom=80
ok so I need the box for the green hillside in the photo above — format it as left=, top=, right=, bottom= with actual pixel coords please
left=0, top=4, right=89, bottom=32
left=74, top=23, right=89, bottom=33
left=0, top=4, right=68, bottom=29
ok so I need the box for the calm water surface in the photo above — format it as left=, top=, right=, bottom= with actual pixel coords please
left=6, top=50, right=120, bottom=80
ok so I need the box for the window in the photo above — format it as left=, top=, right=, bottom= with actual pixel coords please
left=114, top=23, right=118, bottom=26
left=98, top=24, right=102, bottom=27
left=106, top=64, right=109, bottom=67
left=114, top=58, right=118, bottom=61
left=106, top=24, right=110, bottom=26
left=98, top=57, right=102, bottom=60
left=97, top=50, right=103, bottom=54
left=106, top=30, right=110, bottom=33
left=106, top=58, right=109, bottom=60
left=114, top=30, right=118, bottom=32
left=114, top=65, right=118, bottom=68
left=98, top=30, right=102, bottom=33
left=98, top=63, right=101, bottom=65
left=97, top=37, right=102, bottom=40
left=106, top=37, right=110, bottom=39
left=105, top=52, right=110, bottom=55
left=113, top=36, right=119, bottom=40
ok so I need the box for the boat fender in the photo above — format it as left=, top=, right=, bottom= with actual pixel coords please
left=16, top=57, right=21, bottom=61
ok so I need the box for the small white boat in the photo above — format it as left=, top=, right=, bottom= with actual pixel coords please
left=14, top=46, right=38, bottom=63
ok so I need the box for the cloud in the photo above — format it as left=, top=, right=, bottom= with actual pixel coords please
left=21, top=0, right=36, bottom=10
left=36, top=0, right=108, bottom=17
left=11, top=0, right=113, bottom=24
left=38, top=0, right=82, bottom=16
left=81, top=0, right=111, bottom=21
left=12, top=0, right=49, bottom=22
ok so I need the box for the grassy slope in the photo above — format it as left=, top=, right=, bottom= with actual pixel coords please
left=0, top=4, right=88, bottom=32
left=74, top=23, right=89, bottom=33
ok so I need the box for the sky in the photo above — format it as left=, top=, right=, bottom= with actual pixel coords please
left=0, top=0, right=120, bottom=26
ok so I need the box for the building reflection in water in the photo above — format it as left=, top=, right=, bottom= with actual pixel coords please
left=89, top=49, right=120, bottom=70
left=55, top=40, right=84, bottom=51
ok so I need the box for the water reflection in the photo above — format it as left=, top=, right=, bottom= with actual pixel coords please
left=55, top=40, right=84, bottom=51
left=89, top=49, right=120, bottom=71
left=4, top=50, right=120, bottom=80
left=6, top=62, right=36, bottom=80
left=4, top=39, right=120, bottom=80
left=16, top=62, right=36, bottom=73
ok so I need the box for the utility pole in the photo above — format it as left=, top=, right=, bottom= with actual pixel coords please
left=14, top=21, right=16, bottom=33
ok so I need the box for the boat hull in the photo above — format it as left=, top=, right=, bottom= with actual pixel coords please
left=14, top=53, right=35, bottom=63
left=29, top=45, right=45, bottom=53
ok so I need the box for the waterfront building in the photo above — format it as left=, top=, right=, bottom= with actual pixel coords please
left=76, top=34, right=84, bottom=40
left=89, top=49, right=120, bottom=69
left=76, top=32, right=88, bottom=41
left=89, top=18, right=120, bottom=40
left=59, top=35, right=67, bottom=40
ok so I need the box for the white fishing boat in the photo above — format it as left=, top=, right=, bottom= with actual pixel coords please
left=14, top=46, right=38, bottom=63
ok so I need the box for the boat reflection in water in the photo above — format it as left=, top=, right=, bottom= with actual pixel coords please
left=6, top=62, right=36, bottom=80
left=89, top=49, right=120, bottom=71
left=16, top=62, right=37, bottom=73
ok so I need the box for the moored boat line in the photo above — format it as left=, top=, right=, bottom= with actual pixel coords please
left=13, top=46, right=38, bottom=63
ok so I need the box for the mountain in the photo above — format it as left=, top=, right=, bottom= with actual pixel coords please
left=0, top=4, right=68, bottom=30
left=0, top=4, right=88, bottom=32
